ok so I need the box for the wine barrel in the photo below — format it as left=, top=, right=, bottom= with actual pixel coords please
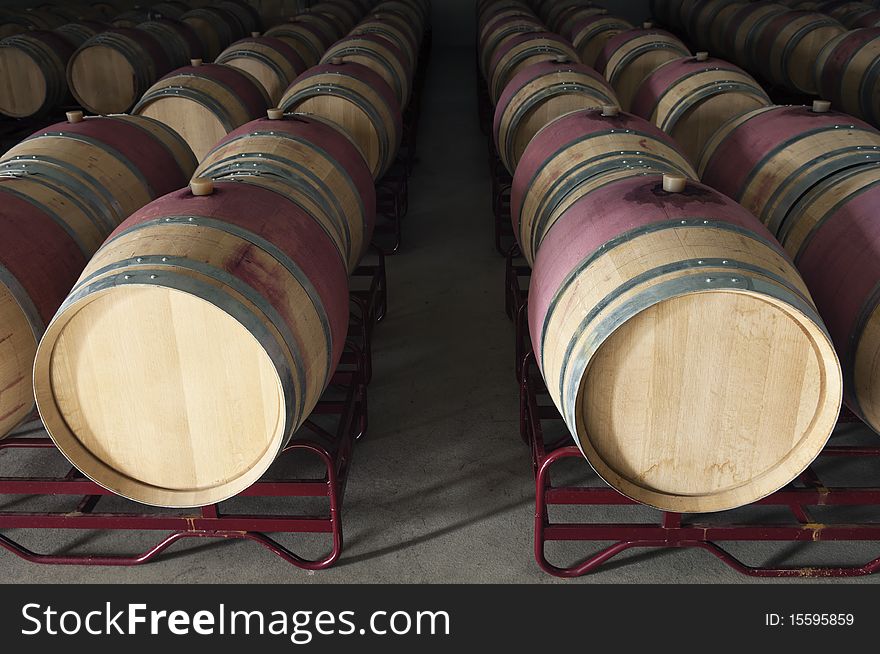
left=781, top=165, right=880, bottom=429
left=33, top=179, right=350, bottom=508
left=353, top=15, right=420, bottom=72
left=488, top=32, right=580, bottom=105
left=321, top=34, right=411, bottom=107
left=699, top=104, right=880, bottom=229
left=138, top=18, right=204, bottom=67
left=55, top=21, right=106, bottom=48
left=596, top=25, right=691, bottom=111
left=365, top=9, right=423, bottom=55
left=216, top=37, right=306, bottom=105
left=0, top=31, right=75, bottom=118
left=150, top=2, right=190, bottom=20
left=0, top=111, right=196, bottom=441
left=529, top=174, right=841, bottom=512
left=292, top=10, right=346, bottom=45
left=511, top=106, right=697, bottom=265
left=700, top=104, right=880, bottom=431
left=630, top=53, right=771, bottom=165
left=182, top=7, right=244, bottom=60
left=827, top=2, right=876, bottom=25
left=196, top=110, right=376, bottom=272
left=376, top=0, right=427, bottom=33
left=89, top=2, right=125, bottom=21
left=685, top=0, right=744, bottom=51
left=265, top=19, right=333, bottom=68
left=132, top=61, right=271, bottom=161
left=280, top=60, right=402, bottom=180
left=569, top=13, right=633, bottom=68
left=552, top=6, right=605, bottom=38
left=478, top=14, right=543, bottom=81
left=112, top=9, right=152, bottom=28
left=493, top=58, right=617, bottom=175
left=726, top=2, right=787, bottom=72
left=701, top=0, right=749, bottom=57
left=218, top=0, right=262, bottom=34
left=310, top=2, right=358, bottom=34
left=815, top=28, right=880, bottom=127
left=755, top=11, right=845, bottom=94
left=0, top=181, right=86, bottom=441
left=67, top=28, right=172, bottom=115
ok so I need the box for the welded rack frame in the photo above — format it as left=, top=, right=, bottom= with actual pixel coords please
left=506, top=249, right=880, bottom=578
left=372, top=26, right=432, bottom=255
left=0, top=259, right=388, bottom=571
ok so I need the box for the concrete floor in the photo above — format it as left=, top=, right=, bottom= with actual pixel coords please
left=4, top=47, right=880, bottom=583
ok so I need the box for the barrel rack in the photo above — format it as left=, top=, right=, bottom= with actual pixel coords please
left=372, top=24, right=432, bottom=255
left=504, top=249, right=880, bottom=578
left=0, top=254, right=387, bottom=570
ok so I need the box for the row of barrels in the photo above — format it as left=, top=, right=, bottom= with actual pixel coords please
left=1, top=0, right=429, bottom=507
left=654, top=0, right=880, bottom=128
left=0, top=0, right=369, bottom=118
left=479, top=0, right=845, bottom=513
left=642, top=1, right=880, bottom=436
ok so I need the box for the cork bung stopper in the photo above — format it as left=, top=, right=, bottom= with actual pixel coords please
left=190, top=58, right=203, bottom=67
left=812, top=99, right=831, bottom=113
left=66, top=110, right=84, bottom=123
left=267, top=108, right=285, bottom=120
left=601, top=104, right=620, bottom=117
left=190, top=178, right=214, bottom=196
left=662, top=174, right=687, bottom=193
left=696, top=51, right=709, bottom=61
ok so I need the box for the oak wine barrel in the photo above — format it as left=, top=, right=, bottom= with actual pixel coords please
left=596, top=25, right=691, bottom=111
left=264, top=20, right=333, bottom=68
left=216, top=36, right=306, bottom=105
left=112, top=9, right=152, bottom=29
left=493, top=58, right=617, bottom=175
left=478, top=14, right=543, bottom=81
left=754, top=10, right=845, bottom=94
left=529, top=174, right=841, bottom=512
left=67, top=28, right=173, bottom=115
left=280, top=60, right=403, bottom=180
left=726, top=2, right=788, bottom=72
left=684, top=0, right=744, bottom=51
left=181, top=7, right=244, bottom=61
left=488, top=31, right=580, bottom=105
left=630, top=53, right=771, bottom=165
left=54, top=21, right=106, bottom=48
left=150, top=2, right=190, bottom=20
left=33, top=179, right=350, bottom=507
left=551, top=6, right=606, bottom=38
left=0, top=31, right=75, bottom=118
left=132, top=60, right=271, bottom=161
left=217, top=0, right=262, bottom=35
left=511, top=106, right=697, bottom=265
left=815, top=28, right=880, bottom=128
left=700, top=104, right=880, bottom=429
left=703, top=0, right=748, bottom=57
left=828, top=2, right=880, bottom=27
left=138, top=18, right=205, bottom=68
left=353, top=14, right=420, bottom=72
left=782, top=165, right=880, bottom=429
left=0, top=111, right=196, bottom=440
left=320, top=34, right=412, bottom=107
left=195, top=110, right=377, bottom=272
left=569, top=13, right=633, bottom=68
